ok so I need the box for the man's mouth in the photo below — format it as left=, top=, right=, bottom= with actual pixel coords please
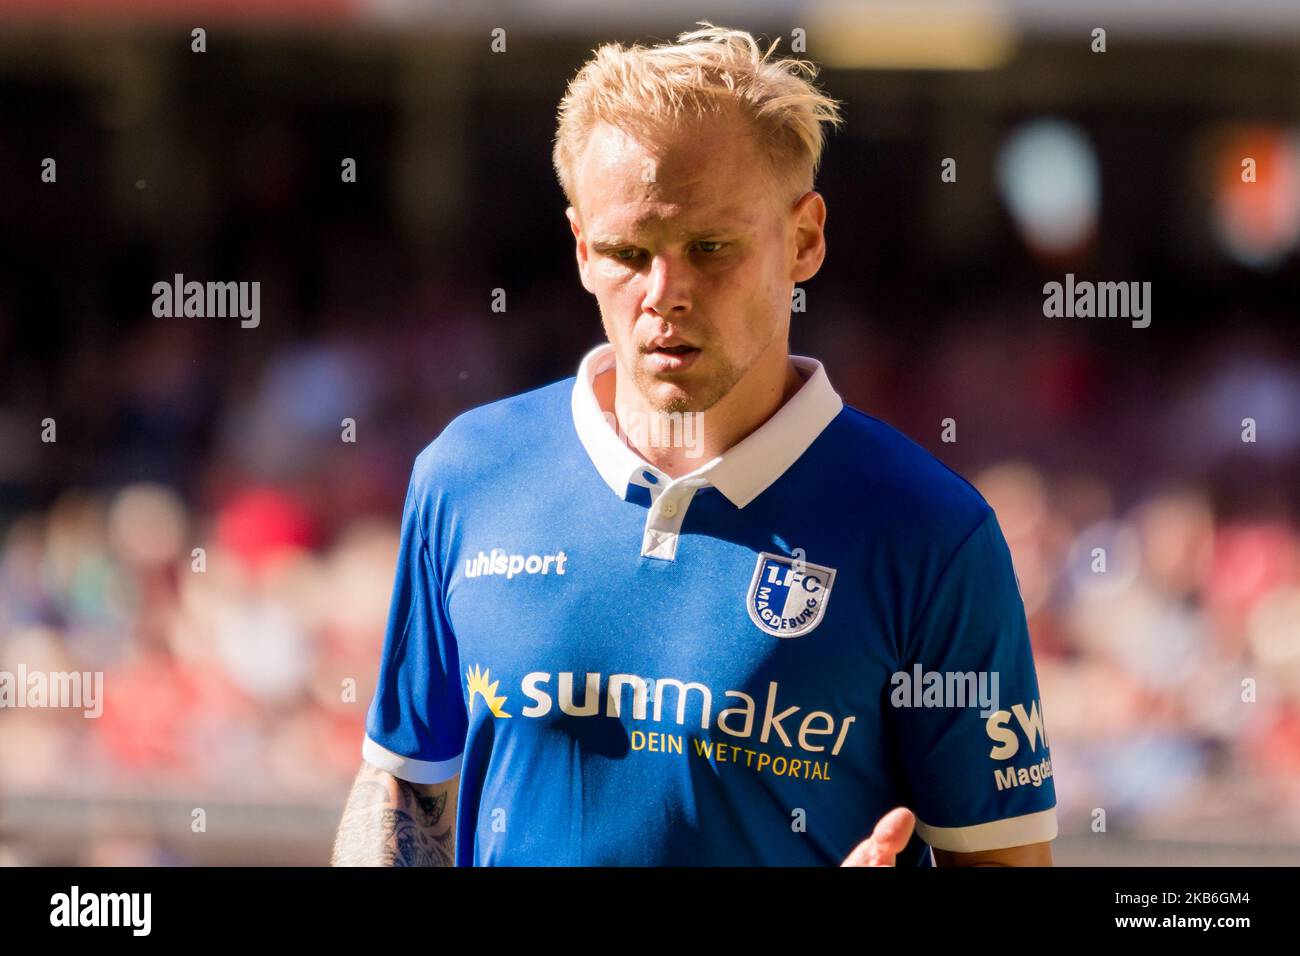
left=644, top=342, right=702, bottom=371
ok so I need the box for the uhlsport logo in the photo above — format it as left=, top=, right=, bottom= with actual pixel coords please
left=746, top=552, right=836, bottom=638
left=464, top=547, right=567, bottom=580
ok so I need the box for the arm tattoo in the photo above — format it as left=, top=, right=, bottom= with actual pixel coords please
left=384, top=809, right=453, bottom=867
left=403, top=781, right=447, bottom=829
left=332, top=764, right=456, bottom=866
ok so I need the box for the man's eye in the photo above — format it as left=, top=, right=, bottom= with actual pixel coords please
left=609, top=243, right=723, bottom=262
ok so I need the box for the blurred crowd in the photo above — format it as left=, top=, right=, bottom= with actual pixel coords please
left=0, top=291, right=1297, bottom=864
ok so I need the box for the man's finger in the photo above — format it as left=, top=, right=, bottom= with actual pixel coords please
left=840, top=807, right=917, bottom=867
left=870, top=806, right=916, bottom=854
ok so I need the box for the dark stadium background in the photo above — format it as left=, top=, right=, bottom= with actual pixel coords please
left=1, top=1, right=1298, bottom=864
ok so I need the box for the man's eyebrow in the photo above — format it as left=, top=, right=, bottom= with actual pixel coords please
left=589, top=217, right=755, bottom=248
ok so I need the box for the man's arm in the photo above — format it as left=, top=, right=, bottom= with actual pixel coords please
left=933, top=841, right=1052, bottom=867
left=841, top=809, right=1053, bottom=866
left=331, top=761, right=459, bottom=866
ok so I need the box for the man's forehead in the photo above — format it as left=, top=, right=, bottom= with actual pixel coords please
left=576, top=139, right=773, bottom=235
left=574, top=117, right=771, bottom=214
left=582, top=144, right=734, bottom=199
left=588, top=200, right=758, bottom=238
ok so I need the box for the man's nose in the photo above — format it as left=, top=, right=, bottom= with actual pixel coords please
left=640, top=253, right=692, bottom=317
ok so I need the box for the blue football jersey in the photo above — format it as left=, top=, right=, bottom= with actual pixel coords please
left=362, top=342, right=1058, bottom=865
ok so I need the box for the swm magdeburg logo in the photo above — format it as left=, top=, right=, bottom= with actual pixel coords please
left=746, top=552, right=836, bottom=638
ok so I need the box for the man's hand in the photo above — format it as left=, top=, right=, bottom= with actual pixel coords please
left=840, top=806, right=916, bottom=866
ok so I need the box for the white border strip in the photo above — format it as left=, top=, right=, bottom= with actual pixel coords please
left=915, top=807, right=1058, bottom=853
left=362, top=736, right=463, bottom=784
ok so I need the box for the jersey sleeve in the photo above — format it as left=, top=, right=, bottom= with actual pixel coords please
left=361, top=464, right=468, bottom=784
left=889, top=508, right=1058, bottom=853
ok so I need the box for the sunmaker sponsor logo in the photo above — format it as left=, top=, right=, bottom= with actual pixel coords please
left=466, top=664, right=857, bottom=781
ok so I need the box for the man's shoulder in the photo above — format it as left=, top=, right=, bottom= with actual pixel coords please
left=409, top=376, right=577, bottom=491
left=814, top=403, right=995, bottom=543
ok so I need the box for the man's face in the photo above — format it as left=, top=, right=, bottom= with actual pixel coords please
left=566, top=114, right=819, bottom=414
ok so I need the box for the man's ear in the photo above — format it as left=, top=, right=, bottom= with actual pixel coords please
left=788, top=190, right=827, bottom=284
left=566, top=206, right=594, bottom=294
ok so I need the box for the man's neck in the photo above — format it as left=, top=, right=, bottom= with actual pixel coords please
left=595, top=347, right=807, bottom=479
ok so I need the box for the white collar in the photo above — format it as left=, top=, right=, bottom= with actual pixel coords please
left=569, top=342, right=843, bottom=509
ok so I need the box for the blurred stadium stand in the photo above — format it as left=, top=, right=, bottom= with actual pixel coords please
left=0, top=1, right=1298, bottom=864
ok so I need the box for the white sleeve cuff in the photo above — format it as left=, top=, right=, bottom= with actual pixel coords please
left=362, top=736, right=463, bottom=784
left=915, top=806, right=1058, bottom=853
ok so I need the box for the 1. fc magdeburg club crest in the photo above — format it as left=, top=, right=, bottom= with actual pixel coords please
left=747, top=552, right=836, bottom=638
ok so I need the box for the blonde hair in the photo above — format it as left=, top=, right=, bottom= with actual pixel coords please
left=552, top=22, right=846, bottom=212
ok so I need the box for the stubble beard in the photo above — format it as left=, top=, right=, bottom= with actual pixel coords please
left=630, top=350, right=744, bottom=415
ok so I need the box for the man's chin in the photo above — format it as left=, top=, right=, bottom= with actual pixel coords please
left=621, top=373, right=693, bottom=411
left=641, top=386, right=699, bottom=415
left=630, top=357, right=732, bottom=413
